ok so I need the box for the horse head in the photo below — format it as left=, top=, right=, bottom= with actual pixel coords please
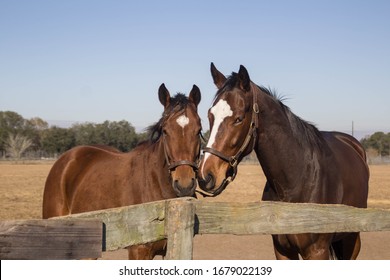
left=198, top=63, right=259, bottom=196
left=157, top=83, right=202, bottom=197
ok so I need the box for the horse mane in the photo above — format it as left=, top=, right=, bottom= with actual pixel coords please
left=145, top=93, right=190, bottom=144
left=218, top=72, right=324, bottom=149
left=258, top=85, right=324, bottom=148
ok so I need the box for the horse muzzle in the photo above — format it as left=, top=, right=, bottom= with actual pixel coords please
left=198, top=172, right=231, bottom=197
left=173, top=177, right=197, bottom=197
left=170, top=163, right=198, bottom=197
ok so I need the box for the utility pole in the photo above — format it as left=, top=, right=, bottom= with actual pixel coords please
left=352, top=121, right=354, bottom=137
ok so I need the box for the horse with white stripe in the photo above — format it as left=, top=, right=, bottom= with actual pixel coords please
left=198, top=63, right=369, bottom=260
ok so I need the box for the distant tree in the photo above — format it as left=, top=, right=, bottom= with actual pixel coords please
left=96, top=120, right=138, bottom=151
left=26, top=117, right=48, bottom=130
left=0, top=110, right=147, bottom=157
left=0, top=111, right=25, bottom=131
left=4, top=133, right=33, bottom=159
left=41, top=126, right=75, bottom=155
left=0, top=111, right=26, bottom=153
left=361, top=132, right=390, bottom=156
left=71, top=122, right=98, bottom=146
left=71, top=120, right=138, bottom=152
left=136, top=131, right=149, bottom=143
left=24, top=117, right=49, bottom=151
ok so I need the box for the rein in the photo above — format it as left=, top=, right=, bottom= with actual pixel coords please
left=201, top=90, right=259, bottom=194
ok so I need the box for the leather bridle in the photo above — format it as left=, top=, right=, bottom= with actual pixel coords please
left=162, top=132, right=200, bottom=174
left=201, top=92, right=259, bottom=195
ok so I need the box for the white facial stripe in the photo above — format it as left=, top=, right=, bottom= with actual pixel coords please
left=201, top=99, right=232, bottom=178
left=176, top=115, right=190, bottom=128
left=207, top=99, right=233, bottom=148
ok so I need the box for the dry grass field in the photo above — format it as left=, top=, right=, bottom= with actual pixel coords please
left=1, top=161, right=389, bottom=259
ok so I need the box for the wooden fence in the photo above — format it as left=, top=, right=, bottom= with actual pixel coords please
left=1, top=197, right=390, bottom=259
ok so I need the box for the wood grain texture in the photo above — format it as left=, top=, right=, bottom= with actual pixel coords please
left=165, top=198, right=195, bottom=260
left=195, top=201, right=390, bottom=234
left=57, top=200, right=167, bottom=251
left=6, top=198, right=386, bottom=260
left=0, top=219, right=102, bottom=260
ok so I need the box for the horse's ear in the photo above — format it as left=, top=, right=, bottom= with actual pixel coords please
left=158, top=83, right=170, bottom=108
left=238, top=65, right=251, bottom=92
left=210, top=62, right=226, bottom=89
left=189, top=84, right=201, bottom=108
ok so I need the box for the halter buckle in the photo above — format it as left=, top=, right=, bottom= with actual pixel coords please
left=229, top=156, right=238, bottom=168
left=253, top=102, right=259, bottom=114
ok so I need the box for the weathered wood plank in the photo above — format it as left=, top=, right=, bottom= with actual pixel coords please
left=0, top=219, right=102, bottom=260
left=56, top=200, right=167, bottom=251
left=42, top=198, right=390, bottom=257
left=194, top=201, right=390, bottom=235
left=165, top=198, right=196, bottom=260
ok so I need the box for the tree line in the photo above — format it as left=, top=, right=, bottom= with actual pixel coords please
left=0, top=110, right=388, bottom=159
left=0, top=111, right=147, bottom=159
left=361, top=131, right=390, bottom=157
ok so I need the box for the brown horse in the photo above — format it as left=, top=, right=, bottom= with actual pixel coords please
left=198, top=63, right=369, bottom=260
left=43, top=83, right=202, bottom=259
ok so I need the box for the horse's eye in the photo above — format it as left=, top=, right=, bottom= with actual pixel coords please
left=234, top=117, right=243, bottom=125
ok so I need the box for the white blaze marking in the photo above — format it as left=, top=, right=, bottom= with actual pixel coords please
left=201, top=99, right=233, bottom=178
left=176, top=115, right=190, bottom=128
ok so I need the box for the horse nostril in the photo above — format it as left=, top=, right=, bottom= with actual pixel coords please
left=191, top=178, right=196, bottom=188
left=201, top=173, right=214, bottom=190
left=206, top=173, right=214, bottom=184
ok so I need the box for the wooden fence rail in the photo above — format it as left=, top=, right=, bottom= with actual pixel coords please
left=1, top=197, right=390, bottom=259
left=0, top=219, right=102, bottom=260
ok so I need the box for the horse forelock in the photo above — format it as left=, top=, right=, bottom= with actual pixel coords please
left=214, top=72, right=239, bottom=99
left=146, top=93, right=194, bottom=144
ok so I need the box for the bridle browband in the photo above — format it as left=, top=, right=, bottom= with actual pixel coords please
left=201, top=89, right=259, bottom=195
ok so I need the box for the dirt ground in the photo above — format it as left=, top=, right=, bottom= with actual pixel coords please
left=1, top=162, right=390, bottom=259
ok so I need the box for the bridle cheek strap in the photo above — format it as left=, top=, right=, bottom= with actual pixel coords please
left=202, top=119, right=256, bottom=182
left=162, top=133, right=200, bottom=174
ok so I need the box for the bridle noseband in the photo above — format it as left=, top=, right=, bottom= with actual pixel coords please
left=162, top=132, right=200, bottom=174
left=201, top=92, right=259, bottom=193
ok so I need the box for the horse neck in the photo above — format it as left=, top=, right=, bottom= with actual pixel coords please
left=253, top=89, right=315, bottom=199
left=134, top=139, right=176, bottom=199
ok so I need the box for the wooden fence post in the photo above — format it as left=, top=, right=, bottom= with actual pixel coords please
left=165, top=198, right=196, bottom=260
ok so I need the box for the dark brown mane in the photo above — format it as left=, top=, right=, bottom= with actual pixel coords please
left=218, top=72, right=324, bottom=149
left=256, top=85, right=324, bottom=149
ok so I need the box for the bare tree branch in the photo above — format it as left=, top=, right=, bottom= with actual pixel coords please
left=4, top=133, right=33, bottom=159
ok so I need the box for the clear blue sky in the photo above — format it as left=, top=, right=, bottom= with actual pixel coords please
left=1, top=0, right=389, bottom=139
